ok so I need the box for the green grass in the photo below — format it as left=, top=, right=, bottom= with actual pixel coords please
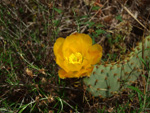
left=0, top=0, right=150, bottom=112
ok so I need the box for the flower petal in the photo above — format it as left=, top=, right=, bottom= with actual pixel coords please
left=75, top=66, right=94, bottom=78
left=58, top=69, right=79, bottom=79
left=53, top=37, right=65, bottom=57
left=62, top=33, right=92, bottom=57
left=79, top=33, right=93, bottom=55
left=88, top=44, right=103, bottom=65
left=58, top=66, right=93, bottom=79
left=58, top=69, right=69, bottom=79
left=53, top=38, right=66, bottom=70
left=63, top=63, right=82, bottom=72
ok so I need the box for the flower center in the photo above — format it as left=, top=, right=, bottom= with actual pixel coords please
left=68, top=52, right=83, bottom=64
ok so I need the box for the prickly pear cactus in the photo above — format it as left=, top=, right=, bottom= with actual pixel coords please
left=84, top=36, right=150, bottom=97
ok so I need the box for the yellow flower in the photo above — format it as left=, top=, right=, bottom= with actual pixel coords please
left=53, top=33, right=102, bottom=79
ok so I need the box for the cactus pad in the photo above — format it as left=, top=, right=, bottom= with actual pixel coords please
left=84, top=36, right=150, bottom=97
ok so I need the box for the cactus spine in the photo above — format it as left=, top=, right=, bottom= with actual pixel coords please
left=84, top=36, right=150, bottom=97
